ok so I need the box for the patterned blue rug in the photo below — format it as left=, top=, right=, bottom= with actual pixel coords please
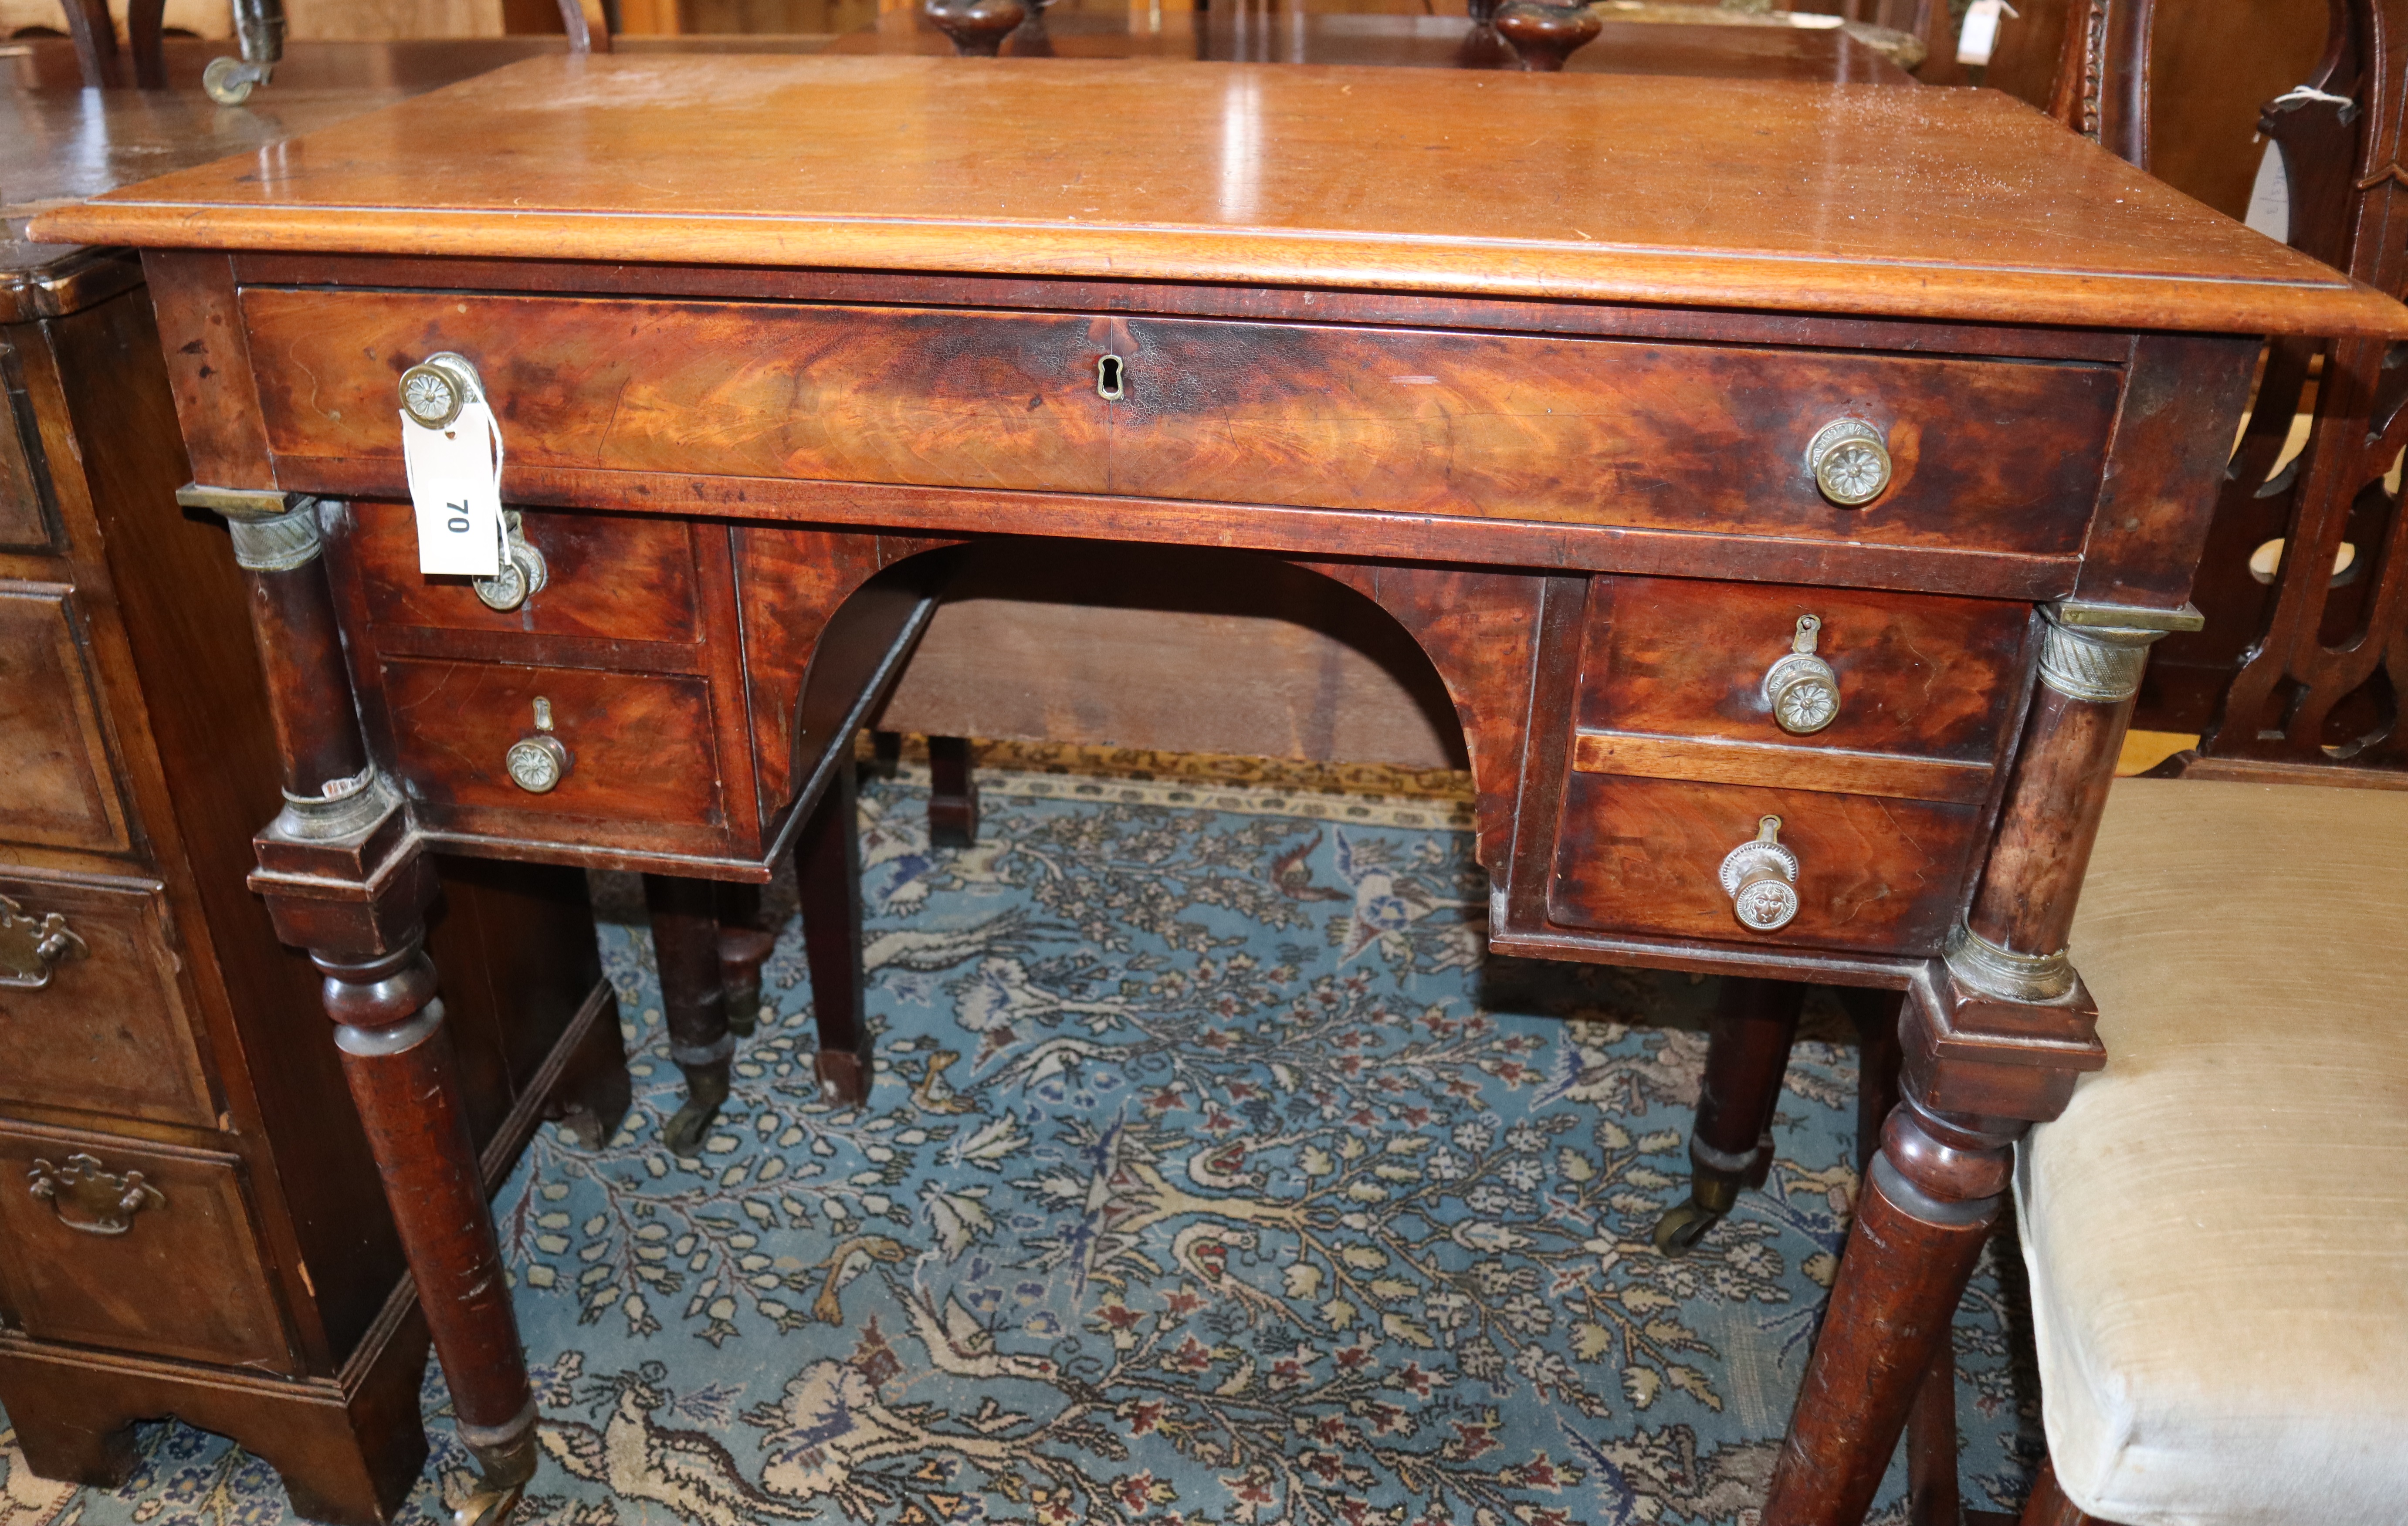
left=2, top=755, right=2041, bottom=1526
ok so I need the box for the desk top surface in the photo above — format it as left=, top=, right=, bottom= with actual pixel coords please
left=34, top=53, right=2404, bottom=336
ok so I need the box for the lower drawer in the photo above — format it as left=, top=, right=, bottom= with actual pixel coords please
left=0, top=872, right=216, bottom=1127
left=0, top=1122, right=293, bottom=1372
left=1547, top=774, right=1982, bottom=954
left=377, top=657, right=724, bottom=831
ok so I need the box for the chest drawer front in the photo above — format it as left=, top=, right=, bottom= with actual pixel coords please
left=1548, top=774, right=1981, bottom=953
left=345, top=501, right=701, bottom=646
left=0, top=1123, right=292, bottom=1372
left=376, top=658, right=723, bottom=832
left=0, top=584, right=131, bottom=854
left=0, top=873, right=216, bottom=1127
left=242, top=290, right=2116, bottom=555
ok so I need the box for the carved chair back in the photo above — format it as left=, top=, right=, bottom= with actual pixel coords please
left=2052, top=0, right=2408, bottom=775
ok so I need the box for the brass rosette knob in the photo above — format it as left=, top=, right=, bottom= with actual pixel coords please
left=399, top=352, right=482, bottom=431
left=474, top=511, right=551, bottom=612
left=1763, top=613, right=1840, bottom=735
left=1806, top=417, right=1893, bottom=506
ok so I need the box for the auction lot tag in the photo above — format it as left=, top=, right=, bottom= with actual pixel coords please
left=403, top=398, right=506, bottom=576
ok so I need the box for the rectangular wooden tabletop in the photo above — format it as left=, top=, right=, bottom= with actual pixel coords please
left=31, top=53, right=2405, bottom=336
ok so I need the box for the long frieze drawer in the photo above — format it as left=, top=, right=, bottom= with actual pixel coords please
left=375, top=659, right=723, bottom=829
left=1548, top=775, right=1982, bottom=953
left=0, top=582, right=131, bottom=854
left=343, top=501, right=702, bottom=646
left=240, top=290, right=2120, bottom=555
left=1574, top=576, right=2034, bottom=776
left=0, top=1122, right=294, bottom=1373
left=0, top=872, right=217, bottom=1127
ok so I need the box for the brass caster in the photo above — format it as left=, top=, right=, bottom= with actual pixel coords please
left=453, top=1482, right=525, bottom=1526
left=660, top=1096, right=720, bottom=1156
left=1652, top=1199, right=1723, bottom=1257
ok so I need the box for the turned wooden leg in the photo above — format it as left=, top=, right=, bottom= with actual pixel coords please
left=799, top=744, right=872, bottom=1105
left=1766, top=602, right=2181, bottom=1525
left=322, top=942, right=538, bottom=1525
left=191, top=490, right=537, bottom=1520
left=1837, top=986, right=1964, bottom=1526
left=715, top=880, right=775, bottom=1040
left=869, top=727, right=903, bottom=778
left=927, top=733, right=979, bottom=848
left=1766, top=1093, right=2020, bottom=1524
left=643, top=875, right=732, bottom=1156
left=1654, top=977, right=1805, bottom=1254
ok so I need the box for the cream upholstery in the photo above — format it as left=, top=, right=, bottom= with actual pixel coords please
left=2015, top=777, right=2408, bottom=1526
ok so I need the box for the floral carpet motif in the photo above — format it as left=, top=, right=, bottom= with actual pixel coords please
left=2, top=753, right=2041, bottom=1526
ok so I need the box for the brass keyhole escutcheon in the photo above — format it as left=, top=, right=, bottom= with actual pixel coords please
left=1097, top=353, right=1125, bottom=401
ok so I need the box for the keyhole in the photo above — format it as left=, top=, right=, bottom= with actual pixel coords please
left=1097, top=354, right=1125, bottom=401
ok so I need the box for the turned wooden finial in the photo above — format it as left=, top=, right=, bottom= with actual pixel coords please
left=1494, top=0, right=1602, bottom=71
left=925, top=0, right=1031, bottom=56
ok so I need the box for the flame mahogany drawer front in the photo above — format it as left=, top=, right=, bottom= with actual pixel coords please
left=0, top=873, right=217, bottom=1127
left=344, top=501, right=702, bottom=645
left=371, top=658, right=726, bottom=844
left=0, top=1122, right=293, bottom=1373
left=242, top=288, right=2120, bottom=556
left=1546, top=577, right=2035, bottom=952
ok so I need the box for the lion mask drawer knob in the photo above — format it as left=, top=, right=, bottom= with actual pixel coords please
left=1719, top=815, right=1801, bottom=932
left=473, top=510, right=550, bottom=612
left=1806, top=418, right=1892, bottom=507
left=0, top=893, right=91, bottom=990
left=505, top=697, right=571, bottom=793
left=28, top=1152, right=165, bottom=1236
left=1763, top=613, right=1841, bottom=734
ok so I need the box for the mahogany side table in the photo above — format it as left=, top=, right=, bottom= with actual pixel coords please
left=35, top=54, right=2406, bottom=1525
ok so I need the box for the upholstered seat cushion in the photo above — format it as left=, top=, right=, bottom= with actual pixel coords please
left=2015, top=777, right=2408, bottom=1526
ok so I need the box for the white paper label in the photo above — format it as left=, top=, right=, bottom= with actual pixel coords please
left=2245, top=139, right=2291, bottom=242
left=1957, top=0, right=2015, bottom=66
left=402, top=399, right=505, bottom=577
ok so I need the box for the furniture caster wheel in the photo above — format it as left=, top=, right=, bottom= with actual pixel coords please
left=1653, top=1200, right=1722, bottom=1256
left=454, top=1482, right=525, bottom=1526
left=660, top=1086, right=725, bottom=1155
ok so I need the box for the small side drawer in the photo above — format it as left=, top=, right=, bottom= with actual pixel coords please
left=1573, top=576, right=2032, bottom=771
left=0, top=583, right=131, bottom=853
left=1548, top=774, right=1982, bottom=953
left=0, top=1122, right=293, bottom=1373
left=379, top=657, right=723, bottom=829
left=0, top=872, right=215, bottom=1127
left=345, top=501, right=701, bottom=645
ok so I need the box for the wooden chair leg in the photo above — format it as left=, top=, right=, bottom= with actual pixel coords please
left=642, top=874, right=732, bottom=1155
left=714, top=879, right=776, bottom=1039
left=2020, top=1459, right=2111, bottom=1526
left=927, top=733, right=979, bottom=848
left=125, top=0, right=166, bottom=85
left=61, top=0, right=121, bottom=86
left=800, top=744, right=874, bottom=1106
left=1653, top=976, right=1806, bottom=1254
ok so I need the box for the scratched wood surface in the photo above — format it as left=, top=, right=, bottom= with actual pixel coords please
left=33, top=54, right=2405, bottom=335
